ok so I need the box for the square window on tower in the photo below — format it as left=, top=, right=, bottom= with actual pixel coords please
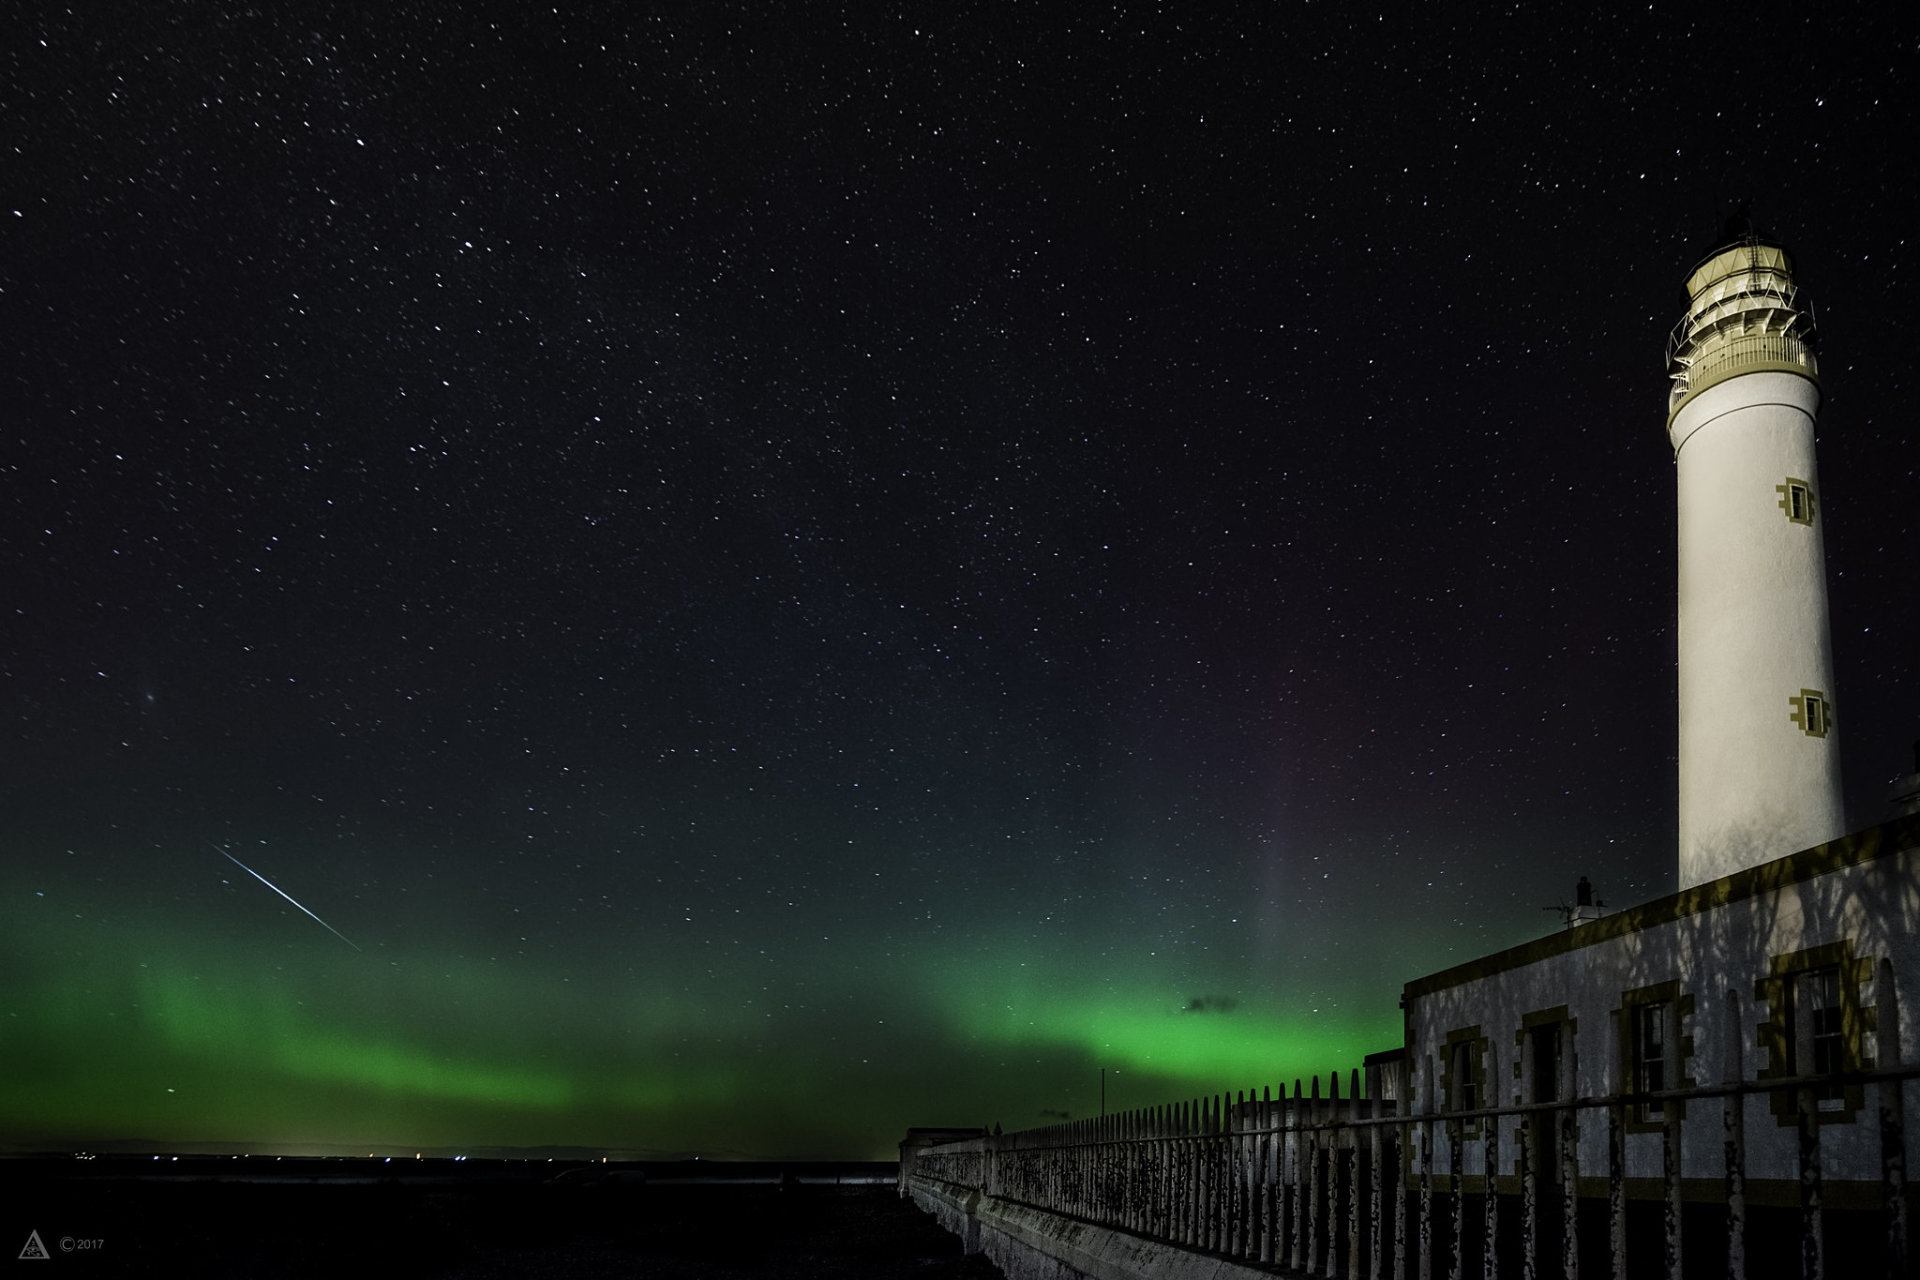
left=1790, top=690, right=1832, bottom=738
left=1776, top=478, right=1816, bottom=525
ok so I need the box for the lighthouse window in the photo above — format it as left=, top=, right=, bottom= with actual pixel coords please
left=1776, top=478, right=1816, bottom=525
left=1790, top=690, right=1831, bottom=738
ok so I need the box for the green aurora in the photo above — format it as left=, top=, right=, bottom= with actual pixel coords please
left=5, top=858, right=1398, bottom=1158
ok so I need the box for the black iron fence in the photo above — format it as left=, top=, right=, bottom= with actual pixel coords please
left=908, top=1061, right=1914, bottom=1280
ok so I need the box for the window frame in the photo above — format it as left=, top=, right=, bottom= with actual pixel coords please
left=1634, top=1001, right=1669, bottom=1117
left=1756, top=942, right=1873, bottom=1126
left=1790, top=689, right=1832, bottom=739
left=1776, top=477, right=1817, bottom=526
left=1615, top=980, right=1692, bottom=1132
left=1516, top=1005, right=1575, bottom=1107
left=1439, top=1025, right=1485, bottom=1137
left=1515, top=1007, right=1576, bottom=1190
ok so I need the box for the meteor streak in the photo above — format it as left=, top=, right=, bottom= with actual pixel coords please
left=211, top=843, right=361, bottom=951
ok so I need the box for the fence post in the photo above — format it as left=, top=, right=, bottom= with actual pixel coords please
left=1274, top=1085, right=1287, bottom=1267
left=1205, top=1094, right=1219, bottom=1256
left=1172, top=1100, right=1182, bottom=1243
left=1235, top=1088, right=1249, bottom=1258
left=1133, top=1107, right=1142, bottom=1230
left=1190, top=1097, right=1205, bottom=1258
left=1421, top=1052, right=1435, bottom=1280
left=1662, top=1109, right=1682, bottom=1280
left=1310, top=1074, right=1326, bottom=1275
left=1107, top=1111, right=1116, bottom=1227
left=1259, top=1086, right=1275, bottom=1265
left=1350, top=1068, right=1364, bottom=1280
left=1394, top=1112, right=1410, bottom=1280
left=1217, top=1091, right=1230, bottom=1255
left=1172, top=1101, right=1185, bottom=1247
left=1325, top=1070, right=1342, bottom=1280
left=1188, top=1097, right=1197, bottom=1246
left=1196, top=1096, right=1210, bottom=1252
left=1258, top=1085, right=1270, bottom=1263
left=1090, top=1113, right=1105, bottom=1228
left=1191, top=1098, right=1203, bottom=1248
left=1122, top=1107, right=1134, bottom=1232
left=1144, top=1105, right=1159, bottom=1243
left=1520, top=1098, right=1535, bottom=1280
left=1797, top=1081, right=1823, bottom=1280
left=1483, top=1043, right=1499, bottom=1280
left=1245, top=1087, right=1259, bottom=1259
left=1562, top=1029, right=1580, bottom=1280
left=1162, top=1102, right=1174, bottom=1241
left=1278, top=1084, right=1290, bottom=1267
left=1450, top=1108, right=1465, bottom=1280
left=1216, top=1092, right=1230, bottom=1255
left=1232, top=1089, right=1246, bottom=1258
left=1247, top=1090, right=1260, bottom=1261
left=1087, top=1113, right=1097, bottom=1223
left=1607, top=1102, right=1626, bottom=1280
left=1143, top=1105, right=1154, bottom=1234
left=1877, top=958, right=1908, bottom=1280
left=1371, top=1081, right=1386, bottom=1280
left=1215, top=1093, right=1228, bottom=1255
left=1089, top=1113, right=1099, bottom=1223
left=1724, top=989, right=1746, bottom=1280
left=1421, top=1115, right=1436, bottom=1280
left=1293, top=1080, right=1308, bottom=1273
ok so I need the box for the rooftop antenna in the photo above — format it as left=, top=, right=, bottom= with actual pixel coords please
left=1543, top=875, right=1606, bottom=931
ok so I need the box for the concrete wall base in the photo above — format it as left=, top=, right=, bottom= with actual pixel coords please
left=905, top=1179, right=1279, bottom=1280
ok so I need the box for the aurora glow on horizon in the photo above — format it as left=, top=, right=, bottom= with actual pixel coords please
left=4, top=7, right=1912, bottom=1161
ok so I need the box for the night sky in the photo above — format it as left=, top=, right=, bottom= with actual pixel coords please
left=4, top=6, right=1914, bottom=1161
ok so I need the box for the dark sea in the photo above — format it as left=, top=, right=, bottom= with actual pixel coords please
left=3, top=1156, right=1003, bottom=1278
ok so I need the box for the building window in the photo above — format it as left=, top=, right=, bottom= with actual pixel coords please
left=1789, top=690, right=1832, bottom=738
left=1530, top=1023, right=1561, bottom=1105
left=1517, top=1008, right=1575, bottom=1191
left=1803, top=967, right=1846, bottom=1111
left=1451, top=1040, right=1477, bottom=1112
left=1517, top=1005, right=1574, bottom=1106
left=1634, top=1003, right=1669, bottom=1118
left=1757, top=943, right=1872, bottom=1124
left=1439, top=1026, right=1483, bottom=1135
left=1776, top=478, right=1816, bottom=525
left=1616, top=981, right=1692, bottom=1132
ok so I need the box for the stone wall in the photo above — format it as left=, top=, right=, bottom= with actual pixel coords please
left=905, top=1171, right=1278, bottom=1280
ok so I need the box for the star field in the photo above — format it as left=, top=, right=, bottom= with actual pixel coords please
left=3, top=4, right=1914, bottom=1159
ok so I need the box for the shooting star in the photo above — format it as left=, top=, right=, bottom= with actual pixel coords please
left=211, top=843, right=361, bottom=951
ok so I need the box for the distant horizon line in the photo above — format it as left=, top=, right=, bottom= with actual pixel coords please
left=0, top=1137, right=896, bottom=1164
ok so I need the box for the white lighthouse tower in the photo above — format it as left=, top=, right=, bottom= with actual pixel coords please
left=1666, top=222, right=1843, bottom=888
